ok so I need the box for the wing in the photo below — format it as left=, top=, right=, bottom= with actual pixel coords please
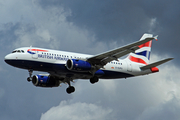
left=87, top=36, right=157, bottom=67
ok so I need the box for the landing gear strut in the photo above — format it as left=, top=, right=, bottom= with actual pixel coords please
left=27, top=69, right=33, bottom=82
left=66, top=78, right=75, bottom=94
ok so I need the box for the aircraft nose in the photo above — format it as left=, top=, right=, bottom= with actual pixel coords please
left=4, top=54, right=21, bottom=67
left=4, top=54, right=8, bottom=60
left=4, top=54, right=12, bottom=64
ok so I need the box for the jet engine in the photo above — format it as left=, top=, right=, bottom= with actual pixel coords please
left=66, top=59, right=91, bottom=72
left=32, top=75, right=59, bottom=87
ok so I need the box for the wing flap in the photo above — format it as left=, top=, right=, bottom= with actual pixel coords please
left=140, top=58, right=174, bottom=70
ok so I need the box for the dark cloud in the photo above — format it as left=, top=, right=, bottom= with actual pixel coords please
left=0, top=22, right=72, bottom=120
left=37, top=0, right=152, bottom=41
left=138, top=95, right=180, bottom=120
left=0, top=23, right=21, bottom=50
left=37, top=0, right=179, bottom=64
left=1, top=0, right=180, bottom=120
left=41, top=64, right=180, bottom=120
left=0, top=65, right=71, bottom=120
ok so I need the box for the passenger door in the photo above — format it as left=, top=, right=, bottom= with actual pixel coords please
left=126, top=60, right=132, bottom=72
left=32, top=49, right=38, bottom=59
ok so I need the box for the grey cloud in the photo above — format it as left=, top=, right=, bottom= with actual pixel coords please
left=1, top=0, right=180, bottom=120
left=40, top=63, right=180, bottom=120
left=37, top=0, right=179, bottom=65
left=41, top=101, right=113, bottom=120
left=0, top=66, right=71, bottom=120
left=37, top=0, right=153, bottom=41
left=0, top=1, right=112, bottom=119
left=138, top=95, right=180, bottom=120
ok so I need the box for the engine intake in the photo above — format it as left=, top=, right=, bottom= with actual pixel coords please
left=32, top=75, right=59, bottom=87
left=66, top=59, right=91, bottom=72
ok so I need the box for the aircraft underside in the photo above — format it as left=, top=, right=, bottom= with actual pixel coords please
left=5, top=59, right=134, bottom=79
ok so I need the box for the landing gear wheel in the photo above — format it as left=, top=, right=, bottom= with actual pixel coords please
left=66, top=86, right=75, bottom=94
left=90, top=76, right=99, bottom=84
left=27, top=77, right=32, bottom=82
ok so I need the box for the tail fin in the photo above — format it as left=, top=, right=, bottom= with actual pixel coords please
left=127, top=33, right=155, bottom=65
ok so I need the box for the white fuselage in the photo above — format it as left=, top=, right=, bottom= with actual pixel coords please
left=4, top=47, right=152, bottom=80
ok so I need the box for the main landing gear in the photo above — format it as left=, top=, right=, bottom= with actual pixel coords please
left=27, top=69, right=33, bottom=82
left=90, top=76, right=99, bottom=84
left=66, top=78, right=75, bottom=94
left=66, top=86, right=75, bottom=94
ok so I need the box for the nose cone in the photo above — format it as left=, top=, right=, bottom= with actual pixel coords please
left=4, top=54, right=9, bottom=60
left=4, top=54, right=13, bottom=65
left=4, top=54, right=24, bottom=69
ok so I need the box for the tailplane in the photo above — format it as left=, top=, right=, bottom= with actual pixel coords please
left=140, top=58, right=173, bottom=71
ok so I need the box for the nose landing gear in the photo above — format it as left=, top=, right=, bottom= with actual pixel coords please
left=27, top=69, right=33, bottom=82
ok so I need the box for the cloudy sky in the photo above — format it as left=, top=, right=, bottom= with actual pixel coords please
left=0, top=0, right=179, bottom=120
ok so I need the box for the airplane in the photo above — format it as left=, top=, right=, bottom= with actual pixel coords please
left=4, top=33, right=173, bottom=94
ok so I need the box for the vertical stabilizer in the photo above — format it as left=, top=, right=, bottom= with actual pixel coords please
left=127, top=33, right=154, bottom=65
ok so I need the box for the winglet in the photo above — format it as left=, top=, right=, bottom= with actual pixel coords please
left=154, top=35, right=158, bottom=41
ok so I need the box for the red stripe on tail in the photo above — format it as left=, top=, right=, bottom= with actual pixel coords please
left=129, top=55, right=147, bottom=65
left=138, top=40, right=152, bottom=48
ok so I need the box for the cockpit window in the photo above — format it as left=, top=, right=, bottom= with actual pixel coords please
left=12, top=50, right=17, bottom=53
left=12, top=50, right=25, bottom=53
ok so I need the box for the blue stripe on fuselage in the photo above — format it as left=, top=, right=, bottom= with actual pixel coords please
left=4, top=59, right=134, bottom=79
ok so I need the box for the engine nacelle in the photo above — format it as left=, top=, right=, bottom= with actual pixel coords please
left=32, top=75, right=59, bottom=87
left=66, top=59, right=92, bottom=72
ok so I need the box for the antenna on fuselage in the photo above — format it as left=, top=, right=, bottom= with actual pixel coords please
left=30, top=45, right=32, bottom=51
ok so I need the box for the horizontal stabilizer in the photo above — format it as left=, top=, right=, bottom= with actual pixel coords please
left=140, top=58, right=174, bottom=70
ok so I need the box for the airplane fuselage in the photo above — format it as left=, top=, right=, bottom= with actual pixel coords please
left=4, top=47, right=151, bottom=80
